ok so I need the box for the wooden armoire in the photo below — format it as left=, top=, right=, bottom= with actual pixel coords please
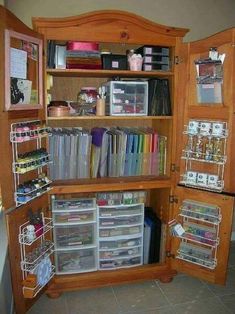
left=0, top=5, right=234, bottom=314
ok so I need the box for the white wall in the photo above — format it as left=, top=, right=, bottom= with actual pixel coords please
left=0, top=213, right=13, bottom=314
left=5, top=0, right=235, bottom=42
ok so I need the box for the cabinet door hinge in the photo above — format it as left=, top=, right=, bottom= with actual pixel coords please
left=166, top=251, right=175, bottom=258
left=174, top=56, right=183, bottom=64
left=169, top=195, right=178, bottom=204
left=171, top=163, right=180, bottom=172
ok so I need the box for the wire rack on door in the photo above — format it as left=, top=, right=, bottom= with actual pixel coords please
left=10, top=120, right=52, bottom=206
left=19, top=216, right=55, bottom=298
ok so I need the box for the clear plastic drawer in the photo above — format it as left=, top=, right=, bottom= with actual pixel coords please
left=53, top=210, right=95, bottom=224
left=52, top=198, right=96, bottom=211
left=103, top=81, right=148, bottom=116
left=55, top=248, right=97, bottom=274
left=99, top=256, right=142, bottom=270
left=99, top=237, right=142, bottom=250
left=99, top=215, right=142, bottom=227
left=54, top=224, right=96, bottom=248
left=99, top=204, right=143, bottom=217
left=99, top=246, right=142, bottom=260
left=99, top=225, right=142, bottom=238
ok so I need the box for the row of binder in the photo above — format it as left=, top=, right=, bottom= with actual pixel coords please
left=48, top=127, right=167, bottom=180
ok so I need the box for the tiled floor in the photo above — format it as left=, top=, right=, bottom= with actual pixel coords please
left=28, top=242, right=235, bottom=314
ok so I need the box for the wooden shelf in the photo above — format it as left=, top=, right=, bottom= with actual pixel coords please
left=47, top=115, right=173, bottom=121
left=46, top=264, right=176, bottom=296
left=46, top=68, right=174, bottom=78
left=50, top=176, right=172, bottom=194
left=188, top=106, right=229, bottom=120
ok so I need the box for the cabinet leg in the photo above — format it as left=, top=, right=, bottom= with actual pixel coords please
left=46, top=292, right=62, bottom=299
left=159, top=276, right=173, bottom=283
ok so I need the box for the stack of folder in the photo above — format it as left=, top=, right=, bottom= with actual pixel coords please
left=49, top=128, right=92, bottom=180
left=48, top=127, right=167, bottom=180
left=66, top=41, right=102, bottom=69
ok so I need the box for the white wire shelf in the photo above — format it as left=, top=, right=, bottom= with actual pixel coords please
left=16, top=186, right=52, bottom=206
left=10, top=128, right=51, bottom=143
left=183, top=121, right=228, bottom=139
left=10, top=120, right=50, bottom=143
left=181, top=151, right=226, bottom=165
left=21, top=242, right=54, bottom=272
left=13, top=156, right=52, bottom=174
left=23, top=265, right=55, bottom=299
left=176, top=251, right=217, bottom=269
left=179, top=234, right=219, bottom=248
left=180, top=180, right=224, bottom=192
left=19, top=217, right=53, bottom=245
left=179, top=212, right=221, bottom=225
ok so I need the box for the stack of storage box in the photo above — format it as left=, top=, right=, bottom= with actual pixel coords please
left=66, top=41, right=102, bottom=69
left=52, top=198, right=98, bottom=274
left=136, top=45, right=170, bottom=71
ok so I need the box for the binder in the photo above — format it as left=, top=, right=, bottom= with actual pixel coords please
left=64, top=133, right=71, bottom=179
left=107, top=129, right=118, bottom=177
left=77, top=130, right=91, bottom=179
left=148, top=79, right=171, bottom=116
left=124, top=131, right=134, bottom=176
left=124, top=131, right=131, bottom=176
left=118, top=130, right=127, bottom=177
left=151, top=131, right=159, bottom=175
left=142, top=129, right=151, bottom=175
left=47, top=40, right=56, bottom=68
left=100, top=130, right=109, bottom=177
left=144, top=207, right=162, bottom=263
left=48, top=126, right=167, bottom=180
left=136, top=131, right=144, bottom=176
left=69, top=132, right=78, bottom=179
left=131, top=133, right=139, bottom=176
left=143, top=220, right=151, bottom=264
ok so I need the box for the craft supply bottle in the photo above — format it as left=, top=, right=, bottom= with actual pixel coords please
left=26, top=224, right=36, bottom=242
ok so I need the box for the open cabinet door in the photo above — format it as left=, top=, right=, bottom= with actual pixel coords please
left=0, top=6, right=53, bottom=314
left=5, top=195, right=54, bottom=314
left=170, top=186, right=234, bottom=285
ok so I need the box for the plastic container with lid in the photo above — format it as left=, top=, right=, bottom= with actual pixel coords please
left=48, top=101, right=70, bottom=117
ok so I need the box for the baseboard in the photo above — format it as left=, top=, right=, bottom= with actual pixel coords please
left=231, top=231, right=235, bottom=241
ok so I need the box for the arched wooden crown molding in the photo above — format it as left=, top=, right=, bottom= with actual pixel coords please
left=32, top=10, right=188, bottom=44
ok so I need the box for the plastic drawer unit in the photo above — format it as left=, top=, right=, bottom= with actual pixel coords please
left=103, top=81, right=148, bottom=116
left=98, top=203, right=144, bottom=270
left=55, top=247, right=97, bottom=274
left=51, top=197, right=98, bottom=274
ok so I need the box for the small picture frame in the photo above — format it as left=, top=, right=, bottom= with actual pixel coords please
left=5, top=29, right=43, bottom=111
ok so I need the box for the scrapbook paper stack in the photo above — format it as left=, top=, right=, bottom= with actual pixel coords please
left=66, top=41, right=102, bottom=69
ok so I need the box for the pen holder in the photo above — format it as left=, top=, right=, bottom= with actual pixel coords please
left=96, top=98, right=105, bottom=116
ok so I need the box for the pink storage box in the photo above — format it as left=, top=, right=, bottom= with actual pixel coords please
left=67, top=41, right=99, bottom=51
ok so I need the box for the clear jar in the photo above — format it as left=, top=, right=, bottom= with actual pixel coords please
left=77, top=87, right=98, bottom=105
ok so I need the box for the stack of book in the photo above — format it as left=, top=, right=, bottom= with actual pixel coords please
left=66, top=41, right=102, bottom=69
left=48, top=127, right=167, bottom=180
